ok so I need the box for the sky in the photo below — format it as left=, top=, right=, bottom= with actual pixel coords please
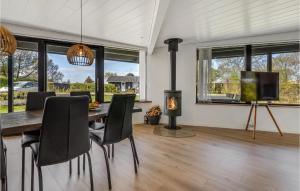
left=48, top=53, right=139, bottom=83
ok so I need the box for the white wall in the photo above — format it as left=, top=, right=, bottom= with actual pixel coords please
left=138, top=35, right=300, bottom=134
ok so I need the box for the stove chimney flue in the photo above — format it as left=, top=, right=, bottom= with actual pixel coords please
left=164, top=38, right=183, bottom=91
left=164, top=38, right=183, bottom=130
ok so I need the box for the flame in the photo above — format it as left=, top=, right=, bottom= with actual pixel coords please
left=167, top=97, right=177, bottom=110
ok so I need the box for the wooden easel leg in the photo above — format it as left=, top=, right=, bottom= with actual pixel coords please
left=252, top=104, right=257, bottom=139
left=245, top=104, right=254, bottom=131
left=265, top=105, right=283, bottom=136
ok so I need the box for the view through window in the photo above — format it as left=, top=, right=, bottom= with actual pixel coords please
left=272, top=52, right=300, bottom=104
left=0, top=55, right=8, bottom=113
left=0, top=41, right=38, bottom=113
left=209, top=57, right=244, bottom=102
left=197, top=43, right=300, bottom=104
left=104, top=48, right=139, bottom=102
left=47, top=44, right=96, bottom=101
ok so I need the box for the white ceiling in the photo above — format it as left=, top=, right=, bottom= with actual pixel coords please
left=158, top=0, right=300, bottom=47
left=0, top=0, right=156, bottom=47
left=1, top=0, right=299, bottom=50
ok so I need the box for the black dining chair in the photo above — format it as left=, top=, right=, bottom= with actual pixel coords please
left=21, top=91, right=56, bottom=191
left=29, top=96, right=94, bottom=191
left=89, top=94, right=139, bottom=189
left=1, top=125, right=7, bottom=191
left=70, top=91, right=105, bottom=130
left=70, top=91, right=107, bottom=173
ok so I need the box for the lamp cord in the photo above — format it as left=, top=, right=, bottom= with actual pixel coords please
left=80, top=0, right=83, bottom=43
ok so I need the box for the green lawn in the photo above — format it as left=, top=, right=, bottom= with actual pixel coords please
left=0, top=105, right=25, bottom=113
left=0, top=94, right=140, bottom=113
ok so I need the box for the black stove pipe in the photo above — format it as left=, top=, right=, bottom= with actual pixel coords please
left=164, top=38, right=182, bottom=91
left=164, top=38, right=182, bottom=129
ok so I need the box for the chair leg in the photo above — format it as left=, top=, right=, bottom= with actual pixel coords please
left=129, top=138, right=137, bottom=174
left=100, top=145, right=112, bottom=190
left=83, top=154, right=86, bottom=172
left=130, top=136, right=139, bottom=165
left=37, top=166, right=43, bottom=191
left=106, top=145, right=110, bottom=158
left=31, top=154, right=34, bottom=191
left=1, top=178, right=6, bottom=191
left=77, top=156, right=80, bottom=175
left=2, top=147, right=7, bottom=191
left=21, top=147, right=25, bottom=191
left=69, top=160, right=72, bottom=176
left=86, top=152, right=94, bottom=191
left=112, top=144, right=114, bottom=158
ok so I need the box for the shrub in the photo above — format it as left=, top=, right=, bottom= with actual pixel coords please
left=105, top=84, right=117, bottom=93
left=0, top=76, right=8, bottom=88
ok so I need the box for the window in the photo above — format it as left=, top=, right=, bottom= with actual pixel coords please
left=197, top=47, right=244, bottom=103
left=0, top=55, right=8, bottom=113
left=197, top=42, right=300, bottom=105
left=0, top=36, right=144, bottom=112
left=13, top=41, right=38, bottom=111
left=104, top=47, right=139, bottom=102
left=0, top=41, right=38, bottom=112
left=47, top=44, right=96, bottom=101
left=272, top=52, right=300, bottom=104
left=251, top=55, right=268, bottom=72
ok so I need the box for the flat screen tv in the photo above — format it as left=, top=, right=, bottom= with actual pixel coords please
left=241, top=71, right=257, bottom=102
left=241, top=71, right=279, bottom=102
left=256, top=72, right=279, bottom=101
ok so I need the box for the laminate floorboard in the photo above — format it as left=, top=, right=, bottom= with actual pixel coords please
left=2, top=124, right=299, bottom=191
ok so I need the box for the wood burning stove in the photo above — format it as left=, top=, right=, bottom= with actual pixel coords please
left=163, top=38, right=182, bottom=130
left=164, top=90, right=181, bottom=116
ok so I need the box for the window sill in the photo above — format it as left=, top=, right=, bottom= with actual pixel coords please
left=196, top=101, right=300, bottom=107
left=136, top=100, right=152, bottom=103
left=103, top=100, right=152, bottom=104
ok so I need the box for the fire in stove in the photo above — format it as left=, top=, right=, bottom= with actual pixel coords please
left=167, top=97, right=177, bottom=111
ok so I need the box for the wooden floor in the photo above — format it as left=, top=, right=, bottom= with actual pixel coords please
left=2, top=124, right=300, bottom=191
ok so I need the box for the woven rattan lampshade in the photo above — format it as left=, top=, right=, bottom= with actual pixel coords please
left=67, top=43, right=94, bottom=66
left=0, top=26, right=17, bottom=56
left=67, top=0, right=94, bottom=66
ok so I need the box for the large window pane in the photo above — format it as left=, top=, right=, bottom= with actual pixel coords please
left=47, top=45, right=95, bottom=101
left=104, top=47, right=140, bottom=102
left=0, top=55, right=8, bottom=113
left=104, top=60, right=139, bottom=102
left=208, top=57, right=244, bottom=102
left=272, top=52, right=300, bottom=104
left=13, top=42, right=39, bottom=112
left=252, top=55, right=267, bottom=72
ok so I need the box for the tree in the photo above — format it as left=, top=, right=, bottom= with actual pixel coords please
left=84, top=76, right=94, bottom=83
left=126, top=73, right=134, bottom=76
left=272, top=53, right=300, bottom=82
left=13, top=50, right=38, bottom=80
left=104, top=72, right=117, bottom=78
left=47, top=59, right=64, bottom=82
left=0, top=55, right=8, bottom=77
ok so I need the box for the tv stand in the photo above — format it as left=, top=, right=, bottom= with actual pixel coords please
left=245, top=102, right=283, bottom=139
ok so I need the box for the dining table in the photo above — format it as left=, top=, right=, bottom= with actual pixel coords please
left=0, top=103, right=142, bottom=136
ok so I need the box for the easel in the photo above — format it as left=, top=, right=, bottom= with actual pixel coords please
left=245, top=101, right=283, bottom=139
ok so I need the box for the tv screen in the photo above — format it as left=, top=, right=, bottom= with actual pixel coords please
left=256, top=72, right=279, bottom=101
left=240, top=71, right=279, bottom=102
left=241, top=71, right=257, bottom=102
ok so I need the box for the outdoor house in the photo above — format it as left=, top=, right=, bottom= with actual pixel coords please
left=107, top=75, right=139, bottom=92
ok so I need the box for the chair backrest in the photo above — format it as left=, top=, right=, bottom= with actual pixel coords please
left=0, top=118, right=6, bottom=180
left=26, top=92, right=56, bottom=111
left=103, top=94, right=135, bottom=144
left=37, top=96, right=90, bottom=166
left=70, top=91, right=92, bottom=103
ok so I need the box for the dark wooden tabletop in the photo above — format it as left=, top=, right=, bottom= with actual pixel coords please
left=1, top=103, right=142, bottom=136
